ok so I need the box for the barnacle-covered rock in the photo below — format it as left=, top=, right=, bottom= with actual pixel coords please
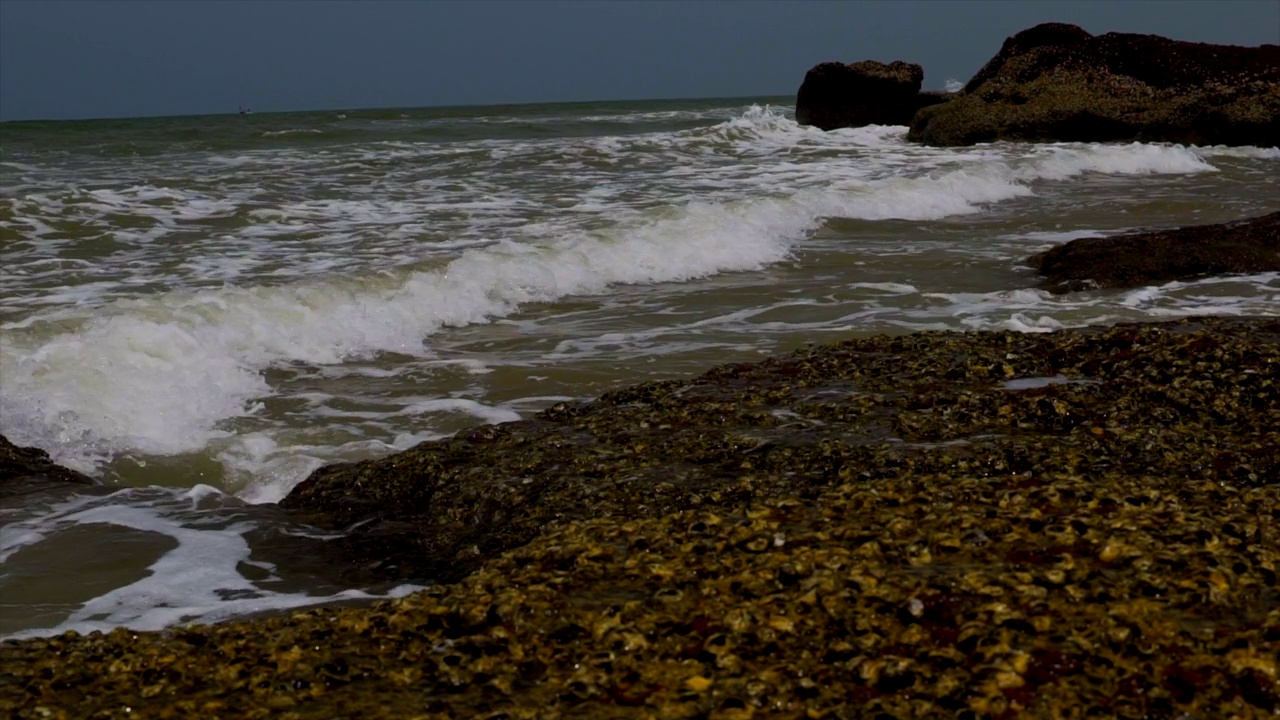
left=908, top=23, right=1280, bottom=146
left=4, top=470, right=1278, bottom=718
left=3, top=316, right=1280, bottom=718
left=280, top=316, right=1280, bottom=584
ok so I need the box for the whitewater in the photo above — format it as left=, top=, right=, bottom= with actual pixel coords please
left=1, top=97, right=1277, bottom=638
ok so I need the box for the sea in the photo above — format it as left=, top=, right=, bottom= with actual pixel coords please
left=1, top=97, right=1277, bottom=640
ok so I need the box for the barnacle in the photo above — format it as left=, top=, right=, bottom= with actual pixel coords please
left=3, top=317, right=1279, bottom=718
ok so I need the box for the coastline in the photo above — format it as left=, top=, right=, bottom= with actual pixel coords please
left=4, top=315, right=1277, bottom=718
left=3, top=12, right=1279, bottom=717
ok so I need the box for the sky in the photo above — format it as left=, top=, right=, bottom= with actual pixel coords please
left=1, top=0, right=1278, bottom=121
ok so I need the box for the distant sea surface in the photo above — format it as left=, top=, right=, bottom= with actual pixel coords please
left=1, top=97, right=1277, bottom=638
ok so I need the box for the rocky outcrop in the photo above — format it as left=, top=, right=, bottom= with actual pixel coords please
left=4, top=317, right=1280, bottom=718
left=961, top=22, right=1093, bottom=94
left=1, top=433, right=95, bottom=492
left=1030, top=211, right=1280, bottom=293
left=795, top=60, right=931, bottom=130
left=276, top=317, right=1280, bottom=589
left=908, top=23, right=1280, bottom=146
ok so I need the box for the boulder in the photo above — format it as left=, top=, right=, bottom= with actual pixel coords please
left=795, top=60, right=927, bottom=130
left=909, top=23, right=1280, bottom=146
left=1029, top=211, right=1280, bottom=293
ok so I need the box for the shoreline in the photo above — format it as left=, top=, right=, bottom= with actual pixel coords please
left=4, top=314, right=1278, bottom=717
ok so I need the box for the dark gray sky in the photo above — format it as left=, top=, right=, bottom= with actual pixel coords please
left=2, top=0, right=1277, bottom=121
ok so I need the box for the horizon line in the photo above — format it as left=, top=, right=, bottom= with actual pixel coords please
left=0, top=91, right=806, bottom=125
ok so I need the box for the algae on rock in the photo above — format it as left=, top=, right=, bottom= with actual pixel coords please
left=3, top=317, right=1279, bottom=718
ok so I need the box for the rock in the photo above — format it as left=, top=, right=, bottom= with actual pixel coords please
left=4, top=317, right=1280, bottom=719
left=0, top=433, right=95, bottom=492
left=795, top=60, right=926, bottom=130
left=908, top=23, right=1280, bottom=146
left=962, top=22, right=1094, bottom=94
left=279, top=316, right=1280, bottom=588
left=1030, top=211, right=1280, bottom=293
left=913, top=90, right=953, bottom=114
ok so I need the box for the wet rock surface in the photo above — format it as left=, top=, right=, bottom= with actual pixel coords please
left=795, top=60, right=933, bottom=130
left=280, top=316, right=1280, bottom=587
left=3, top=316, right=1280, bottom=718
left=1030, top=210, right=1280, bottom=293
left=0, top=433, right=96, bottom=501
left=907, top=23, right=1280, bottom=146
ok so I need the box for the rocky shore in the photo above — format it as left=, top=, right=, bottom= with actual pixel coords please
left=797, top=22, right=1280, bottom=147
left=3, top=315, right=1279, bottom=718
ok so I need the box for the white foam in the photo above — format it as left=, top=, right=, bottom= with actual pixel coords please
left=1191, top=145, right=1280, bottom=159
left=0, top=108, right=1243, bottom=494
left=3, top=104, right=1275, bottom=643
left=1001, top=229, right=1110, bottom=243
left=0, top=486, right=422, bottom=640
left=1018, top=143, right=1216, bottom=180
left=220, top=428, right=452, bottom=504
left=847, top=283, right=919, bottom=294
left=0, top=314, right=269, bottom=461
left=0, top=165, right=1006, bottom=471
left=395, top=398, right=521, bottom=424
left=915, top=288, right=1083, bottom=333
left=213, top=433, right=333, bottom=502
left=1, top=133, right=1227, bottom=479
left=262, top=129, right=324, bottom=137
left=900, top=270, right=1278, bottom=334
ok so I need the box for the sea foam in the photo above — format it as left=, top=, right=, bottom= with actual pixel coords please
left=0, top=116, right=1232, bottom=494
left=0, top=485, right=421, bottom=640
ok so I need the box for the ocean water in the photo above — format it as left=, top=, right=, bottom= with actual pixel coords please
left=1, top=97, right=1277, bottom=639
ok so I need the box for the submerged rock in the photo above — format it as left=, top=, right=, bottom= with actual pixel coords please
left=2, top=317, right=1279, bottom=718
left=908, top=23, right=1280, bottom=146
left=795, top=60, right=932, bottom=130
left=0, top=433, right=95, bottom=496
left=1030, top=210, right=1280, bottom=293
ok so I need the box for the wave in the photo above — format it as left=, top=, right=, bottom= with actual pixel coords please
left=0, top=126, right=1231, bottom=480
left=260, top=128, right=324, bottom=137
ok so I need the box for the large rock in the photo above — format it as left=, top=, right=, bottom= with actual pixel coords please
left=278, top=315, right=1280, bottom=587
left=961, top=22, right=1094, bottom=94
left=1030, top=211, right=1280, bottom=293
left=5, top=317, right=1280, bottom=718
left=795, top=60, right=927, bottom=130
left=909, top=23, right=1280, bottom=146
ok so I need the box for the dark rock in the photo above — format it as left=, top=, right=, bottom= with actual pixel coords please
left=0, top=433, right=95, bottom=491
left=6, top=317, right=1280, bottom=719
left=913, top=90, right=954, bottom=114
left=909, top=23, right=1280, bottom=146
left=795, top=60, right=926, bottom=130
left=1030, top=211, right=1280, bottom=293
left=281, top=316, right=1280, bottom=588
left=962, top=22, right=1093, bottom=94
